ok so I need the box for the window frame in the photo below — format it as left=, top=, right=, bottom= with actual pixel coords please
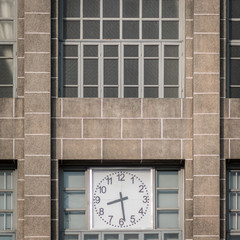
left=59, top=0, right=184, bottom=98
left=59, top=167, right=184, bottom=240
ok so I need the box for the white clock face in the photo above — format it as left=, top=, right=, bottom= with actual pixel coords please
left=91, top=169, right=153, bottom=230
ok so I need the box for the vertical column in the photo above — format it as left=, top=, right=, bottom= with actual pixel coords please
left=24, top=0, right=51, bottom=239
left=193, top=0, right=220, bottom=240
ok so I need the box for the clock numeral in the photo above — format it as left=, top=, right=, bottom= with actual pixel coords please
left=99, top=186, right=107, bottom=194
left=99, top=208, right=104, bottom=216
left=108, top=215, right=113, bottom=224
left=138, top=207, right=144, bottom=216
left=119, top=218, right=125, bottom=226
left=94, top=196, right=100, bottom=204
left=139, top=184, right=145, bottom=193
left=106, top=176, right=112, bottom=185
left=131, top=176, right=135, bottom=184
left=143, top=195, right=149, bottom=203
left=117, top=173, right=125, bottom=181
left=130, top=215, right=136, bottom=224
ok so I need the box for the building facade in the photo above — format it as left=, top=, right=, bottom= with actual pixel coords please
left=0, top=0, right=240, bottom=239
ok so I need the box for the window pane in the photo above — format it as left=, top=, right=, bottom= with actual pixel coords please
left=64, top=172, right=85, bottom=188
left=164, top=59, right=178, bottom=85
left=0, top=172, right=4, bottom=189
left=229, top=0, right=240, bottom=18
left=230, top=172, right=237, bottom=189
left=103, top=21, right=120, bottom=39
left=0, top=87, right=13, bottom=97
left=84, top=87, right=98, bottom=97
left=230, top=212, right=237, bottom=229
left=64, top=59, right=78, bottom=85
left=104, top=45, right=118, bottom=57
left=157, top=190, right=178, bottom=208
left=0, top=0, right=13, bottom=18
left=63, top=20, right=80, bottom=39
left=0, top=213, right=4, bottom=230
left=64, top=87, right=78, bottom=97
left=162, top=21, right=179, bottom=39
left=144, top=45, right=158, bottom=57
left=229, top=87, right=240, bottom=98
left=0, top=21, right=13, bottom=39
left=83, top=21, right=100, bottom=39
left=124, top=87, right=138, bottom=97
left=123, top=21, right=139, bottom=39
left=162, top=0, right=179, bottom=18
left=124, top=59, right=138, bottom=85
left=84, top=235, right=99, bottom=240
left=104, top=87, right=118, bottom=97
left=165, top=45, right=179, bottom=57
left=144, top=59, right=158, bottom=85
left=63, top=0, right=80, bottom=18
left=64, top=191, right=85, bottom=209
left=157, top=171, right=178, bottom=188
left=157, top=211, right=178, bottom=228
left=103, top=0, right=119, bottom=18
left=230, top=59, right=240, bottom=85
left=230, top=46, right=240, bottom=58
left=142, top=21, right=159, bottom=39
left=164, top=233, right=179, bottom=240
left=144, top=234, right=159, bottom=240
left=123, top=0, right=139, bottom=18
left=64, top=45, right=78, bottom=57
left=124, top=45, right=138, bottom=57
left=230, top=193, right=237, bottom=209
left=104, top=234, right=119, bottom=240
left=6, top=193, right=12, bottom=210
left=0, top=194, right=4, bottom=210
left=237, top=172, right=240, bottom=189
left=164, top=87, right=178, bottom=98
left=0, top=59, right=13, bottom=84
left=142, top=0, right=159, bottom=18
left=65, top=212, right=86, bottom=229
left=83, top=0, right=100, bottom=17
left=5, top=213, right=11, bottom=230
left=84, top=59, right=98, bottom=85
left=84, top=45, right=98, bottom=57
left=64, top=235, right=79, bottom=240
left=0, top=45, right=13, bottom=57
left=104, top=59, right=118, bottom=85
left=229, top=21, right=240, bottom=40
left=0, top=236, right=13, bottom=240
left=124, top=234, right=139, bottom=240
left=144, top=87, right=158, bottom=98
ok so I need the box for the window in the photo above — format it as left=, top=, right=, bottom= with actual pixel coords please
left=0, top=0, right=17, bottom=98
left=59, top=0, right=183, bottom=98
left=60, top=168, right=183, bottom=240
left=0, top=170, right=15, bottom=240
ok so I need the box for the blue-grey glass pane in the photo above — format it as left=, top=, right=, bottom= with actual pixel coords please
left=124, top=87, right=138, bottom=98
left=64, top=45, right=78, bottom=57
left=157, top=171, right=178, bottom=188
left=0, top=21, right=13, bottom=40
left=64, top=191, right=85, bottom=209
left=157, top=211, right=178, bottom=228
left=84, top=45, right=98, bottom=57
left=144, top=87, right=158, bottom=98
left=64, top=235, right=79, bottom=240
left=84, top=59, right=98, bottom=85
left=0, top=213, right=4, bottom=230
left=230, top=21, right=240, bottom=40
left=164, top=87, right=178, bottom=98
left=103, top=21, right=119, bottom=39
left=229, top=87, right=240, bottom=98
left=104, top=59, right=118, bottom=85
left=144, top=59, right=158, bottom=85
left=64, top=172, right=85, bottom=188
left=83, top=0, right=100, bottom=17
left=63, top=0, right=80, bottom=17
left=157, top=190, right=178, bottom=208
left=230, top=236, right=240, bottom=240
left=64, top=87, right=78, bottom=97
left=142, top=0, right=159, bottom=18
left=230, top=59, right=240, bottom=85
left=0, top=45, right=13, bottom=57
left=6, top=213, right=11, bottom=230
left=162, top=0, right=179, bottom=18
left=83, top=21, right=100, bottom=39
left=104, top=234, right=119, bottom=240
left=144, top=45, right=158, bottom=57
left=124, top=234, right=139, bottom=240
left=84, top=87, right=98, bottom=97
left=65, top=212, right=86, bottom=229
left=123, top=0, right=139, bottom=18
left=0, top=0, right=13, bottom=18
left=0, top=236, right=13, bottom=240
left=123, top=21, right=139, bottom=39
left=230, top=46, right=240, bottom=57
left=103, top=0, right=119, bottom=17
left=0, top=194, right=4, bottom=209
left=64, top=59, right=78, bottom=85
left=164, top=233, right=179, bottom=240
left=6, top=193, right=11, bottom=210
left=230, top=212, right=237, bottom=230
left=124, top=45, right=138, bottom=57
left=142, top=21, right=159, bottom=39
left=230, top=172, right=237, bottom=189
left=0, top=87, right=12, bottom=97
left=229, top=0, right=240, bottom=18
left=144, top=234, right=159, bottom=240
left=162, top=21, right=179, bottom=39
left=165, top=45, right=179, bottom=57
left=84, top=235, right=99, bottom=240
left=164, top=59, right=178, bottom=85
left=124, top=59, right=138, bottom=85
left=104, top=87, right=118, bottom=97
left=104, top=45, right=118, bottom=57
left=0, top=59, right=13, bottom=84
left=63, top=20, right=80, bottom=39
left=0, top=172, right=4, bottom=189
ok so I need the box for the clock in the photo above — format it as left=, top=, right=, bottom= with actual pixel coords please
left=91, top=169, right=153, bottom=230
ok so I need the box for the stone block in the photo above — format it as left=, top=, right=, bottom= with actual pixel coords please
left=24, top=176, right=50, bottom=195
left=51, top=99, right=61, bottom=118
left=123, top=119, right=161, bottom=138
left=25, top=156, right=50, bottom=175
left=15, top=98, right=24, bottom=117
left=230, top=99, right=240, bottom=118
left=18, top=0, right=24, bottom=18
left=25, top=0, right=51, bottom=12
left=17, top=57, right=24, bottom=77
left=17, top=78, right=24, bottom=97
left=17, top=180, right=24, bottom=199
left=194, top=74, right=220, bottom=93
left=193, top=176, right=219, bottom=195
left=103, top=99, right=141, bottom=118
left=25, top=93, right=50, bottom=113
left=18, top=19, right=24, bottom=38
left=51, top=139, right=61, bottom=159
left=25, top=135, right=50, bottom=155
left=25, top=196, right=50, bottom=215
left=194, top=54, right=219, bottom=73
left=183, top=140, right=193, bottom=159
left=230, top=140, right=240, bottom=159
left=220, top=98, right=229, bottom=118
left=25, top=53, right=50, bottom=73
left=185, top=199, right=193, bottom=219
left=186, top=0, right=193, bottom=19
left=223, top=119, right=240, bottom=138
left=185, top=220, right=193, bottom=239
left=194, top=0, right=220, bottom=14
left=185, top=178, right=193, bottom=199
left=25, top=33, right=50, bottom=53
left=185, top=159, right=193, bottom=179
left=193, top=217, right=219, bottom=236
left=186, top=58, right=193, bottom=78
left=143, top=99, right=181, bottom=118
left=194, top=15, right=219, bottom=33
left=194, top=114, right=219, bottom=134
left=0, top=99, right=13, bottom=117
left=182, top=98, right=193, bottom=119
left=25, top=114, right=50, bottom=134
left=186, top=38, right=193, bottom=58
left=193, top=94, right=219, bottom=113
left=194, top=156, right=220, bottom=175
left=0, top=140, right=13, bottom=159
left=17, top=199, right=24, bottom=220
left=84, top=119, right=121, bottom=138
left=185, top=20, right=193, bottom=38
left=15, top=140, right=24, bottom=159
left=193, top=196, right=219, bottom=215
left=194, top=34, right=219, bottom=53
left=185, top=77, right=193, bottom=98
left=24, top=216, right=50, bottom=236
left=194, top=135, right=219, bottom=155
left=25, top=13, right=50, bottom=33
